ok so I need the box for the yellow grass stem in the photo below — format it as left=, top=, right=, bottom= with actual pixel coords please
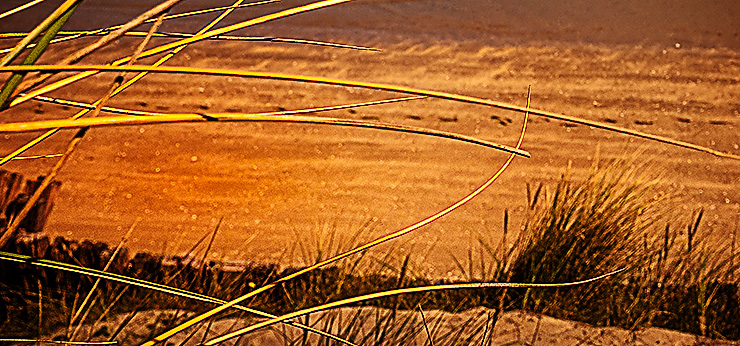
left=204, top=268, right=625, bottom=344
left=142, top=85, right=530, bottom=346
left=8, top=0, right=184, bottom=98
left=0, top=0, right=47, bottom=20
left=0, top=339, right=116, bottom=345
left=0, top=1, right=279, bottom=42
left=0, top=250, right=358, bottom=346
left=0, top=96, right=530, bottom=157
left=2, top=64, right=736, bottom=160
left=0, top=32, right=378, bottom=52
left=6, top=0, right=353, bottom=109
left=0, top=0, right=80, bottom=67
left=0, top=1, right=79, bottom=108
left=0, top=153, right=62, bottom=160
left=0, top=0, right=248, bottom=165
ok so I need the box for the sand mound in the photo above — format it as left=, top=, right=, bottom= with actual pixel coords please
left=53, top=307, right=738, bottom=345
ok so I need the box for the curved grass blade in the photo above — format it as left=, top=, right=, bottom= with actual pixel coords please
left=0, top=0, right=250, bottom=166
left=204, top=268, right=626, bottom=344
left=0, top=153, right=62, bottom=160
left=0, top=0, right=80, bottom=67
left=0, top=251, right=358, bottom=346
left=1, top=32, right=379, bottom=52
left=0, top=95, right=530, bottom=157
left=0, top=0, right=47, bottom=20
left=0, top=339, right=116, bottom=345
left=2, top=64, right=737, bottom=160
left=0, top=1, right=282, bottom=54
left=6, top=0, right=353, bottom=109
left=141, top=85, right=531, bottom=346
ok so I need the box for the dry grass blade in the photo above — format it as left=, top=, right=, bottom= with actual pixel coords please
left=0, top=0, right=79, bottom=108
left=0, top=96, right=530, bottom=157
left=0, top=0, right=280, bottom=42
left=3, top=64, right=734, bottom=159
left=0, top=0, right=247, bottom=165
left=9, top=0, right=184, bottom=97
left=204, top=269, right=626, bottom=344
left=6, top=0, right=353, bottom=108
left=0, top=153, right=62, bottom=160
left=1, top=32, right=379, bottom=52
left=0, top=0, right=47, bottom=20
left=0, top=0, right=79, bottom=67
left=418, top=305, right=434, bottom=346
left=142, top=86, right=530, bottom=346
left=0, top=251, right=358, bottom=346
left=0, top=339, right=117, bottom=345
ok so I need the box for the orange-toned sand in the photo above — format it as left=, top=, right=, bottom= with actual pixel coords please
left=0, top=0, right=738, bottom=278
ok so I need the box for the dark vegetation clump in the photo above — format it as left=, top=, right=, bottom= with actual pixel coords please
left=1, top=161, right=738, bottom=341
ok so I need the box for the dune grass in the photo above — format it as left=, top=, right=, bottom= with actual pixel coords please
left=0, top=0, right=739, bottom=344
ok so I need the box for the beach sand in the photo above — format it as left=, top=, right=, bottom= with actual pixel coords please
left=0, top=0, right=738, bottom=277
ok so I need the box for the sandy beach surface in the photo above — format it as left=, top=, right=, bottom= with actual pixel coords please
left=50, top=307, right=740, bottom=345
left=0, top=0, right=738, bottom=278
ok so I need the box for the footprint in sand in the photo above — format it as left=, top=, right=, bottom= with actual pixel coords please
left=490, top=115, right=511, bottom=126
left=709, top=120, right=730, bottom=125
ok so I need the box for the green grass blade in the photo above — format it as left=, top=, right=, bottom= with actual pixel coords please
left=0, top=1, right=80, bottom=108
left=0, top=0, right=80, bottom=67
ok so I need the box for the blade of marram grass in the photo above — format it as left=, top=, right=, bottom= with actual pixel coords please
left=0, top=0, right=280, bottom=52
left=0, top=339, right=116, bottom=345
left=0, top=0, right=47, bottom=20
left=141, top=84, right=531, bottom=346
left=6, top=0, right=354, bottom=109
left=0, top=1, right=178, bottom=245
left=0, top=251, right=358, bottom=346
left=1, top=153, right=62, bottom=160
left=8, top=0, right=184, bottom=98
left=0, top=32, right=379, bottom=52
left=2, top=64, right=737, bottom=160
left=0, top=0, right=250, bottom=166
left=0, top=0, right=80, bottom=108
left=0, top=96, right=530, bottom=157
left=0, top=0, right=80, bottom=67
left=204, top=268, right=626, bottom=344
